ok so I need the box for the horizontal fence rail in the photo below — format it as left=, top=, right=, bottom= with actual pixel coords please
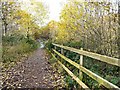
left=51, top=43, right=120, bottom=90
left=52, top=43, right=120, bottom=67
left=51, top=53, right=90, bottom=90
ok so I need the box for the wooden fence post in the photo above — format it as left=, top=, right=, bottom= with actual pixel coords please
left=79, top=48, right=83, bottom=80
left=54, top=46, right=56, bottom=57
left=55, top=46, right=56, bottom=50
left=61, top=48, right=64, bottom=55
left=61, top=45, right=64, bottom=63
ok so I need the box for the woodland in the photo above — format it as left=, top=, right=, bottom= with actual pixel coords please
left=1, top=0, right=120, bottom=89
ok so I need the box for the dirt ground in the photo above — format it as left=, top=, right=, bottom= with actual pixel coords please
left=2, top=48, right=65, bottom=89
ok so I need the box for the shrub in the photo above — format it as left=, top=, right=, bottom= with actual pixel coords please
left=33, top=32, right=40, bottom=40
left=2, top=33, right=39, bottom=64
left=45, top=40, right=53, bottom=50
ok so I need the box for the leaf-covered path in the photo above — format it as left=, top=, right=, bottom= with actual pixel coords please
left=2, top=48, right=65, bottom=89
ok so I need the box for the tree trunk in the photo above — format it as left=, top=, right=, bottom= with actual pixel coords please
left=2, top=18, right=8, bottom=36
left=118, top=1, right=120, bottom=58
left=27, top=26, right=30, bottom=39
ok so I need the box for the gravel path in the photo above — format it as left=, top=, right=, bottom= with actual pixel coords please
left=2, top=48, right=65, bottom=89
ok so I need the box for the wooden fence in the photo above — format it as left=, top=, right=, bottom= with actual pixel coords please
left=51, top=43, right=120, bottom=90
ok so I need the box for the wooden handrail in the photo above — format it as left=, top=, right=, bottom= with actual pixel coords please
left=52, top=49, right=120, bottom=89
left=52, top=43, right=120, bottom=67
left=51, top=43, right=120, bottom=89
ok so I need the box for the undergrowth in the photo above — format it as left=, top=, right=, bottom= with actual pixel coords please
left=46, top=40, right=120, bottom=89
left=2, top=33, right=39, bottom=68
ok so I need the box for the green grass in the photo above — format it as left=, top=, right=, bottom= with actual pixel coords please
left=2, top=33, right=39, bottom=68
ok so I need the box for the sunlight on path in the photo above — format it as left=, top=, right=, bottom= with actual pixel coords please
left=38, top=39, right=45, bottom=49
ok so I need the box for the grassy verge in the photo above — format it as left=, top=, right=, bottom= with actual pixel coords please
left=2, top=33, right=39, bottom=69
